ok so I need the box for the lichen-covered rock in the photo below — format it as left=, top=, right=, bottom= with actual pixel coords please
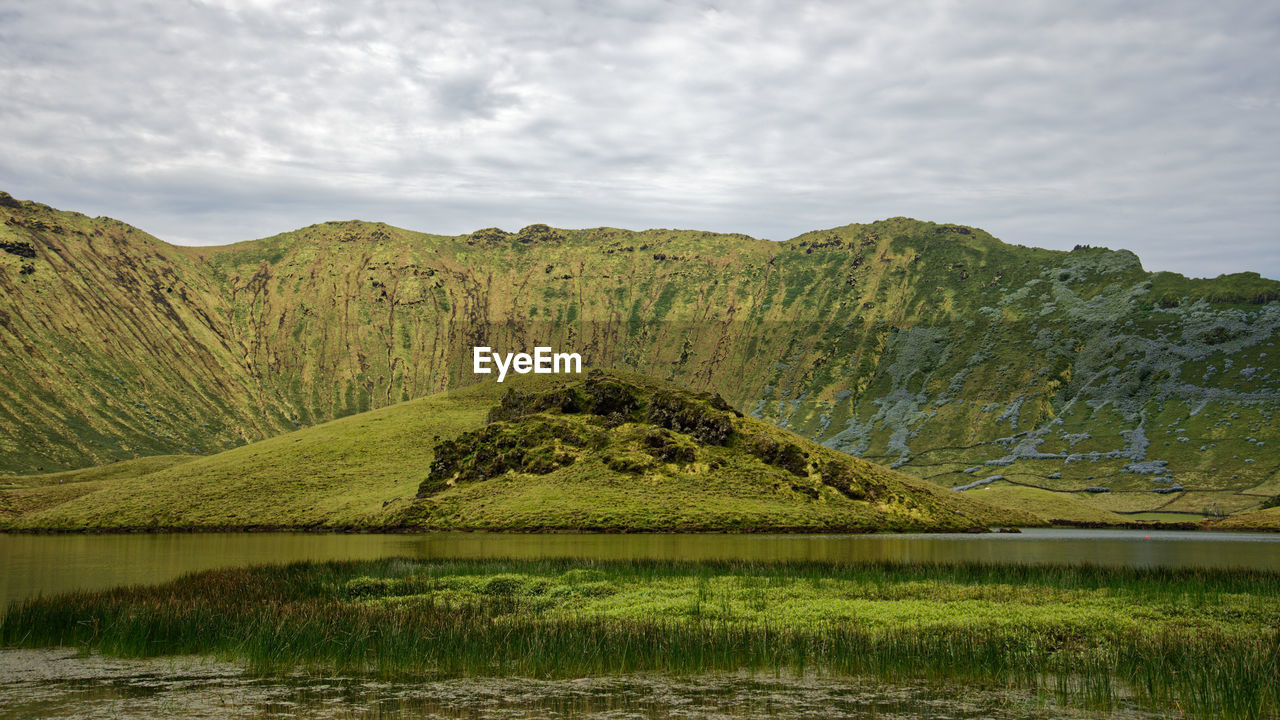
left=466, top=227, right=512, bottom=245
left=820, top=460, right=883, bottom=501
left=515, top=224, right=563, bottom=244
left=0, top=240, right=36, bottom=258
left=417, top=416, right=603, bottom=497
left=646, top=390, right=734, bottom=445
left=749, top=434, right=809, bottom=476
left=641, top=428, right=696, bottom=463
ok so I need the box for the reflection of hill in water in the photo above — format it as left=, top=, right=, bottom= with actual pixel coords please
left=4, top=530, right=1280, bottom=609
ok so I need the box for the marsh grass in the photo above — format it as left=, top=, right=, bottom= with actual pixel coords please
left=4, top=559, right=1278, bottom=719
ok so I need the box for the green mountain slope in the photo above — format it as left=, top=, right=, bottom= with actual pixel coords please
left=2, top=371, right=1028, bottom=531
left=960, top=484, right=1133, bottom=526
left=1208, top=499, right=1280, bottom=532
left=0, top=455, right=194, bottom=523
left=2, top=190, right=1277, bottom=520
left=1, top=376, right=512, bottom=530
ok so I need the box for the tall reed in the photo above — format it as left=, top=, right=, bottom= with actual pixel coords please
left=3, top=559, right=1277, bottom=719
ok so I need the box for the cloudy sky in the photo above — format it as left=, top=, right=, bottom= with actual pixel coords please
left=1, top=1, right=1277, bottom=278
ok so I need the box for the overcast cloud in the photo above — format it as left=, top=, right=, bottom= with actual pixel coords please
left=1, top=0, right=1276, bottom=278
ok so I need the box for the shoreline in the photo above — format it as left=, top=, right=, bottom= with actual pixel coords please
left=2, top=520, right=1246, bottom=535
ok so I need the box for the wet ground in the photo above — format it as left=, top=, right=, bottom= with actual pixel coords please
left=0, top=649, right=1159, bottom=720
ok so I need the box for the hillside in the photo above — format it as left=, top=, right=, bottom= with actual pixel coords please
left=0, top=377, right=508, bottom=530
left=1, top=371, right=1030, bottom=532
left=959, top=484, right=1133, bottom=526
left=1, top=190, right=1278, bottom=521
left=0, top=455, right=195, bottom=523
left=1208, top=504, right=1280, bottom=532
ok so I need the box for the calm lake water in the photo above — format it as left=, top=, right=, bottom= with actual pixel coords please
left=2, top=528, right=1279, bottom=610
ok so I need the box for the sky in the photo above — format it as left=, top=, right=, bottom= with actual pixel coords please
left=1, top=0, right=1277, bottom=279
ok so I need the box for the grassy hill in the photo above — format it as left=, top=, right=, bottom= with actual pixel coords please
left=1207, top=502, right=1280, bottom=532
left=0, top=455, right=194, bottom=523
left=0, top=371, right=1030, bottom=532
left=0, top=377, right=508, bottom=530
left=2, top=189, right=1278, bottom=522
left=958, top=483, right=1133, bottom=526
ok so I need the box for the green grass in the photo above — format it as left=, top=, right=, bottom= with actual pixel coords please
left=1123, top=511, right=1211, bottom=523
left=0, top=455, right=196, bottom=522
left=4, top=558, right=1278, bottom=719
left=965, top=484, right=1131, bottom=525
left=1, top=381, right=519, bottom=530
left=1210, top=506, right=1280, bottom=532
left=0, top=455, right=195, bottom=487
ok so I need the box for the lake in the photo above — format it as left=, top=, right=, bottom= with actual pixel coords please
left=3, top=528, right=1279, bottom=611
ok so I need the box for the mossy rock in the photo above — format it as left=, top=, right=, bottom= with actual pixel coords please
left=821, top=460, right=884, bottom=501
left=646, top=391, right=734, bottom=445
left=417, top=416, right=603, bottom=497
left=748, top=433, right=809, bottom=477
left=515, top=224, right=563, bottom=244
left=603, top=450, right=654, bottom=474
left=467, top=227, right=512, bottom=246
left=641, top=428, right=697, bottom=463
left=486, top=373, right=737, bottom=447
left=0, top=240, right=36, bottom=258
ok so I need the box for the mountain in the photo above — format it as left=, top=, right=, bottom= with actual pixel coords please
left=1, top=190, right=1277, bottom=521
left=0, top=371, right=1030, bottom=531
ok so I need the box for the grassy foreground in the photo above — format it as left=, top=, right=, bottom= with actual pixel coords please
left=3, top=559, right=1278, bottom=719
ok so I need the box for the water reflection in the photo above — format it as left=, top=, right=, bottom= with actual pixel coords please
left=2, top=528, right=1278, bottom=609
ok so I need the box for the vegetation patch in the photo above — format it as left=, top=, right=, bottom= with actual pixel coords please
left=0, top=239, right=36, bottom=258
left=4, top=558, right=1277, bottom=720
left=417, top=416, right=604, bottom=496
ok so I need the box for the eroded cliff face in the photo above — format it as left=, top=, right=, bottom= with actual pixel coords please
left=1, top=191, right=1277, bottom=514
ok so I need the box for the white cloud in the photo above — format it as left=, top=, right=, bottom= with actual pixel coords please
left=0, top=0, right=1276, bottom=278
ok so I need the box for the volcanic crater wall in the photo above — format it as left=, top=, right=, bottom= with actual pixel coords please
left=1, top=191, right=1277, bottom=515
